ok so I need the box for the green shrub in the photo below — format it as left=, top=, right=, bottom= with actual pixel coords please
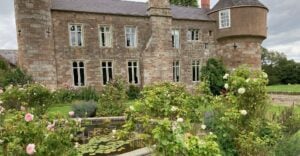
left=0, top=110, right=79, bottom=155
left=0, top=84, right=52, bottom=115
left=126, top=85, right=141, bottom=100
left=52, top=87, right=99, bottom=104
left=201, top=58, right=227, bottom=95
left=278, top=105, right=300, bottom=135
left=97, top=78, right=127, bottom=116
left=275, top=131, right=300, bottom=156
left=71, top=101, right=97, bottom=118
left=3, top=68, right=32, bottom=86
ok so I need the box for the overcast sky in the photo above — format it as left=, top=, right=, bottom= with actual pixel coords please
left=0, top=0, right=299, bottom=62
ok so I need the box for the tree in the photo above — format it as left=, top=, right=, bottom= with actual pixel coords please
left=201, top=58, right=227, bottom=95
left=170, top=0, right=198, bottom=7
left=261, top=47, right=300, bottom=85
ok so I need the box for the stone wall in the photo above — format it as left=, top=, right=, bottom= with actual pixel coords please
left=269, top=93, right=300, bottom=106
left=14, top=0, right=57, bottom=89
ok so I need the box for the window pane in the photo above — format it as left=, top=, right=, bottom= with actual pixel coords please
left=73, top=62, right=78, bottom=67
left=103, top=68, right=107, bottom=85
left=108, top=68, right=113, bottom=81
left=73, top=68, right=78, bottom=86
left=80, top=68, right=85, bottom=86
left=79, top=62, right=84, bottom=67
left=128, top=67, right=132, bottom=83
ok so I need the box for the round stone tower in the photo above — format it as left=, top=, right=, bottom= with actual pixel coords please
left=14, top=0, right=57, bottom=89
left=208, top=0, right=268, bottom=69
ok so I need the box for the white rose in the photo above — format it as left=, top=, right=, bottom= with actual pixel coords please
left=129, top=106, right=135, bottom=111
left=224, top=83, right=229, bottom=89
left=246, top=78, right=250, bottom=83
left=0, top=89, right=3, bottom=94
left=262, top=72, right=268, bottom=78
left=238, top=88, right=246, bottom=94
left=223, top=73, right=229, bottom=79
left=112, top=129, right=117, bottom=134
left=201, top=124, right=206, bottom=130
left=0, top=100, right=3, bottom=104
left=171, top=106, right=178, bottom=112
left=177, top=118, right=184, bottom=123
left=240, top=110, right=247, bottom=115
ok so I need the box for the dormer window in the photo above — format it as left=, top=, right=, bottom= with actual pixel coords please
left=219, top=9, right=231, bottom=29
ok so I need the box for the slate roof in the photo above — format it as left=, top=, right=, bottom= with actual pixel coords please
left=0, top=50, right=18, bottom=66
left=51, top=0, right=213, bottom=21
left=210, top=0, right=267, bottom=13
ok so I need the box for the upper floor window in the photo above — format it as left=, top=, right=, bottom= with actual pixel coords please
left=128, top=60, right=139, bottom=84
left=192, top=60, right=201, bottom=82
left=125, top=26, right=137, bottom=48
left=173, top=60, right=180, bottom=82
left=219, top=9, right=231, bottom=29
left=99, top=25, right=112, bottom=47
left=172, top=29, right=180, bottom=49
left=69, top=24, right=84, bottom=47
left=101, top=61, right=113, bottom=85
left=72, top=61, right=85, bottom=87
left=187, top=29, right=199, bottom=41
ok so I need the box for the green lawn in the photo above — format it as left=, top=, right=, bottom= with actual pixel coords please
left=267, top=84, right=300, bottom=93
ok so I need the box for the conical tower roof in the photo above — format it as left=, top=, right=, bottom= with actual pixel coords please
left=210, top=0, right=267, bottom=13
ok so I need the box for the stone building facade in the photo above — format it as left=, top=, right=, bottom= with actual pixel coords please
left=14, top=0, right=268, bottom=90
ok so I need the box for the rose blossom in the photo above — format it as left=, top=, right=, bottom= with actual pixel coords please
left=223, top=73, right=229, bottom=79
left=240, top=110, right=248, bottom=115
left=177, top=117, right=184, bottom=123
left=69, top=111, right=75, bottom=117
left=26, top=144, right=36, bottom=155
left=201, top=124, right=206, bottom=130
left=24, top=113, right=34, bottom=122
left=238, top=88, right=246, bottom=94
left=224, top=83, right=229, bottom=89
left=0, top=106, right=5, bottom=114
left=0, top=100, right=3, bottom=104
left=20, top=106, right=26, bottom=111
left=171, top=106, right=178, bottom=112
left=0, top=89, right=3, bottom=94
left=129, top=106, right=135, bottom=111
left=112, top=129, right=117, bottom=134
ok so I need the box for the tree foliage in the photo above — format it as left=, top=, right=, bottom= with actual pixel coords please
left=170, top=0, right=198, bottom=7
left=201, top=58, right=227, bottom=95
left=261, top=47, right=300, bottom=85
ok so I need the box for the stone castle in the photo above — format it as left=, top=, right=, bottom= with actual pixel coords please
left=14, top=0, right=268, bottom=89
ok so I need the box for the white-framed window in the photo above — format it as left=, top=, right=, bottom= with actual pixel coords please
left=101, top=61, right=113, bottom=85
left=69, top=24, right=84, bottom=47
left=187, top=29, right=199, bottom=41
left=219, top=9, right=231, bottom=29
left=125, top=26, right=137, bottom=48
left=172, top=29, right=180, bottom=49
left=192, top=60, right=201, bottom=82
left=72, top=61, right=85, bottom=87
left=99, top=25, right=112, bottom=47
left=173, top=60, right=180, bottom=82
left=128, top=60, right=139, bottom=84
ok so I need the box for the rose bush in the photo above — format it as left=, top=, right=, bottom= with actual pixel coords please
left=0, top=110, right=80, bottom=155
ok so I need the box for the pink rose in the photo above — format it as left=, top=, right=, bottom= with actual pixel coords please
left=69, top=111, right=75, bottom=117
left=24, top=113, right=34, bottom=122
left=26, top=144, right=36, bottom=155
left=46, top=121, right=56, bottom=131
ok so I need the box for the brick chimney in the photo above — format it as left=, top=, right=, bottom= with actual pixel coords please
left=200, top=0, right=210, bottom=9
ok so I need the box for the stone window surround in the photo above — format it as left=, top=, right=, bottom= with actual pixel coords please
left=68, top=23, right=85, bottom=47
left=219, top=9, right=231, bottom=29
left=127, top=59, right=140, bottom=85
left=187, top=29, right=200, bottom=42
left=71, top=60, right=86, bottom=87
left=124, top=26, right=138, bottom=48
left=173, top=60, right=180, bottom=82
left=192, top=60, right=201, bottom=82
left=101, top=59, right=114, bottom=85
left=99, top=25, right=113, bottom=48
left=172, top=29, right=180, bottom=49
